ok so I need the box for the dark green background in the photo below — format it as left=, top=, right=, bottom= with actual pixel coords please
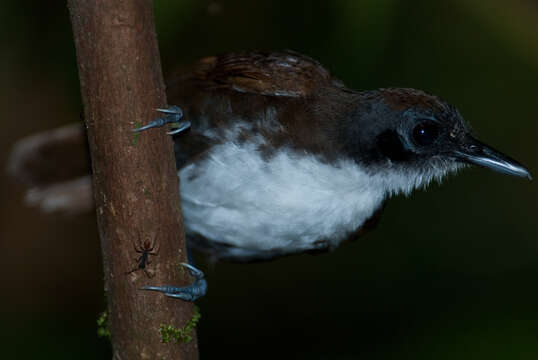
left=1, top=0, right=536, bottom=359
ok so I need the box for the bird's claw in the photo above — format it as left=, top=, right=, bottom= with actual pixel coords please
left=132, top=105, right=190, bottom=135
left=140, top=263, right=207, bottom=302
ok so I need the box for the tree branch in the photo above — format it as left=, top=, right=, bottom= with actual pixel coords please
left=67, top=1, right=198, bottom=358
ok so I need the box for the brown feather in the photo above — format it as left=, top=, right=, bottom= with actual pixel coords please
left=167, top=51, right=359, bottom=164
left=169, top=50, right=345, bottom=98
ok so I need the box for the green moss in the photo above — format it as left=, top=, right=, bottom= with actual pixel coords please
left=97, top=310, right=111, bottom=339
left=131, top=121, right=142, bottom=146
left=159, top=305, right=201, bottom=344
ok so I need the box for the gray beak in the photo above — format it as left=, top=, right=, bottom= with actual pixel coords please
left=453, top=136, right=532, bottom=180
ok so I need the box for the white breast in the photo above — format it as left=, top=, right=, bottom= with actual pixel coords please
left=178, top=140, right=387, bottom=259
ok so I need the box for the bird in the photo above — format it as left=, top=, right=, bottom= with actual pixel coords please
left=8, top=50, right=532, bottom=300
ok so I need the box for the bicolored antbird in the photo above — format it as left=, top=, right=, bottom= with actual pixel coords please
left=9, top=51, right=532, bottom=301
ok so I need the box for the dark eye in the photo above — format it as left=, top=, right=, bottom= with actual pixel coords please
left=412, top=121, right=439, bottom=146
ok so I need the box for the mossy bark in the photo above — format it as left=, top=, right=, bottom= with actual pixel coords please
left=67, top=1, right=199, bottom=358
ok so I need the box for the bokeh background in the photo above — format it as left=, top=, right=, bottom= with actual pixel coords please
left=1, top=0, right=537, bottom=359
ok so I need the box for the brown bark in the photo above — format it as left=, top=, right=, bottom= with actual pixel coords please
left=67, top=1, right=199, bottom=359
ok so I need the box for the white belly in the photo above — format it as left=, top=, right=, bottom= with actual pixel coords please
left=178, top=141, right=386, bottom=259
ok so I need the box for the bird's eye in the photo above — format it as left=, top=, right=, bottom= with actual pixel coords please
left=412, top=121, right=439, bottom=146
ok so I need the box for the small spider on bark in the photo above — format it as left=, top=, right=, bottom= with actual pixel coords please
left=126, top=238, right=159, bottom=277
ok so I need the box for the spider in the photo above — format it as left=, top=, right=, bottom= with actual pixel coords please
left=126, top=238, right=159, bottom=277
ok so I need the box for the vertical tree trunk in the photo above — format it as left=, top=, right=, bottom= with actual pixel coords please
left=67, top=1, right=199, bottom=359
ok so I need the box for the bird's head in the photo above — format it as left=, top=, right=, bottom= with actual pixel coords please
left=340, top=88, right=531, bottom=195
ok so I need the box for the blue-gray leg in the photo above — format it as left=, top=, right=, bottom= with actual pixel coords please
left=141, top=263, right=207, bottom=301
left=133, top=106, right=191, bottom=135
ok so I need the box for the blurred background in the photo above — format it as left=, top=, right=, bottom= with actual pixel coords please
left=1, top=0, right=537, bottom=359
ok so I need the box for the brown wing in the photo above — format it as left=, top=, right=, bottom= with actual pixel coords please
left=166, top=51, right=355, bottom=164
left=169, top=51, right=345, bottom=98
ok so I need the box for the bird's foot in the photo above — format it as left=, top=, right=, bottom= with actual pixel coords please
left=133, top=106, right=190, bottom=135
left=141, top=263, right=207, bottom=301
